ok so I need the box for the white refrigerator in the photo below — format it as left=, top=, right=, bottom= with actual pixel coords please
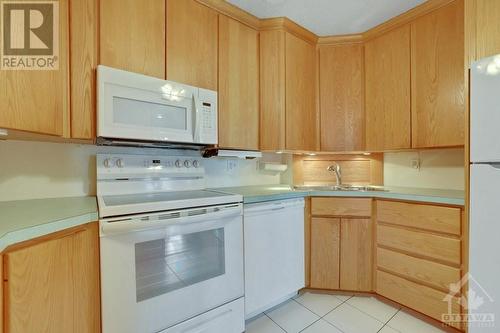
left=470, top=54, right=500, bottom=332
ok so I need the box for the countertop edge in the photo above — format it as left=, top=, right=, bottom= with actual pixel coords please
left=0, top=212, right=99, bottom=253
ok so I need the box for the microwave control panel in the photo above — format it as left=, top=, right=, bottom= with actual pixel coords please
left=198, top=88, right=217, bottom=144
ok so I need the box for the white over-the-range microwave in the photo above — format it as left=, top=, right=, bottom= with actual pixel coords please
left=97, top=65, right=217, bottom=146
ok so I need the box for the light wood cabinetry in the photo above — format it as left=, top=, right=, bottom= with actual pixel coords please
left=411, top=0, right=465, bottom=148
left=285, top=33, right=317, bottom=151
left=70, top=0, right=98, bottom=139
left=309, top=198, right=373, bottom=292
left=218, top=15, right=259, bottom=150
left=0, top=0, right=70, bottom=137
left=310, top=217, right=340, bottom=289
left=365, top=25, right=411, bottom=151
left=376, top=200, right=463, bottom=326
left=319, top=43, right=365, bottom=152
left=260, top=30, right=317, bottom=151
left=100, top=0, right=165, bottom=78
left=2, top=223, right=100, bottom=332
left=340, top=218, right=373, bottom=291
left=167, top=0, right=218, bottom=90
left=473, top=0, right=500, bottom=60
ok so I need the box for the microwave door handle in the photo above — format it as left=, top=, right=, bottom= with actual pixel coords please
left=100, top=205, right=241, bottom=236
left=193, top=92, right=202, bottom=142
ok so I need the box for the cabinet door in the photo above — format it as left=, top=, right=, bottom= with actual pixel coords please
left=285, top=33, right=317, bottom=151
left=167, top=0, right=218, bottom=90
left=475, top=0, right=500, bottom=60
left=218, top=16, right=259, bottom=150
left=70, top=0, right=98, bottom=139
left=100, top=0, right=165, bottom=78
left=4, top=224, right=100, bottom=333
left=411, top=0, right=465, bottom=148
left=340, top=218, right=373, bottom=291
left=259, top=30, right=286, bottom=151
left=310, top=218, right=340, bottom=289
left=365, top=26, right=411, bottom=151
left=0, top=0, right=69, bottom=136
left=319, top=43, right=365, bottom=152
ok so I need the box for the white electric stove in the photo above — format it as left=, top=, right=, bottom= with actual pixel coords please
left=97, top=153, right=245, bottom=333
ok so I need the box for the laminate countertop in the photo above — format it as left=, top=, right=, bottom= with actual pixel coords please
left=0, top=196, right=98, bottom=252
left=213, top=185, right=465, bottom=206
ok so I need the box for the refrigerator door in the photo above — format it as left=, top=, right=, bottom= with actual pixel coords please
left=471, top=55, right=500, bottom=163
left=469, top=164, right=500, bottom=332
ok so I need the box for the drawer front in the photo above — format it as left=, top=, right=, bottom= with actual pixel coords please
left=377, top=200, right=461, bottom=235
left=377, top=270, right=460, bottom=323
left=377, top=225, right=461, bottom=265
left=311, top=197, right=372, bottom=217
left=377, top=247, right=461, bottom=291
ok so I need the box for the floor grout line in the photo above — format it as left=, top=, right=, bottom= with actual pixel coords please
left=264, top=313, right=288, bottom=333
left=343, top=297, right=401, bottom=326
left=376, top=309, right=402, bottom=333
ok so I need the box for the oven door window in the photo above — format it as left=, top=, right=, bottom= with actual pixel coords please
left=135, top=228, right=225, bottom=302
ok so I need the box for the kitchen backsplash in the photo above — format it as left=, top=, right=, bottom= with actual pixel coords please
left=0, top=140, right=283, bottom=202
left=383, top=148, right=465, bottom=190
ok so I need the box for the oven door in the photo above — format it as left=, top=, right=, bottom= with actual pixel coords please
left=97, top=65, right=200, bottom=144
left=99, top=204, right=244, bottom=333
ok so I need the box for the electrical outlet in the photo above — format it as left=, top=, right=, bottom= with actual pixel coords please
left=411, top=159, right=420, bottom=170
left=226, top=159, right=238, bottom=173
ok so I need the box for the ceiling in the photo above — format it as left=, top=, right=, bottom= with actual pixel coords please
left=227, top=0, right=427, bottom=36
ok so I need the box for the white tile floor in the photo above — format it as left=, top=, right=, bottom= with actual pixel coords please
left=245, top=292, right=448, bottom=333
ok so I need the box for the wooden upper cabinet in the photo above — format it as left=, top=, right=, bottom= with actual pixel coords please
left=100, top=0, right=165, bottom=78
left=218, top=16, right=259, bottom=150
left=475, top=0, right=500, bottom=60
left=70, top=0, right=98, bottom=139
left=319, top=43, right=365, bottom=152
left=411, top=0, right=465, bottom=148
left=167, top=0, right=218, bottom=90
left=365, top=25, right=411, bottom=151
left=260, top=30, right=286, bottom=151
left=285, top=33, right=317, bottom=151
left=0, top=0, right=69, bottom=136
left=4, top=223, right=100, bottom=333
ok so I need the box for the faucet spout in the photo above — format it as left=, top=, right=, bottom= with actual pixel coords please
left=327, top=163, right=342, bottom=187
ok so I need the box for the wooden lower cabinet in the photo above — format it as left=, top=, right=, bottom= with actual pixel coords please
left=2, top=223, right=100, bottom=333
left=340, top=218, right=373, bottom=291
left=309, top=198, right=373, bottom=292
left=310, top=217, right=340, bottom=289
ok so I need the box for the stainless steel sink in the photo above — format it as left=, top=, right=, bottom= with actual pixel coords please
left=293, top=185, right=388, bottom=192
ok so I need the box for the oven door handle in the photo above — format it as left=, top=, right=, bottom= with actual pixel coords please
left=100, top=205, right=241, bottom=236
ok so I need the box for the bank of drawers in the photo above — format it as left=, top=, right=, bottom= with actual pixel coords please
left=375, top=200, right=462, bottom=324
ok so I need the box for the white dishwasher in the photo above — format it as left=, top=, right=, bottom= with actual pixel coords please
left=243, top=198, right=305, bottom=319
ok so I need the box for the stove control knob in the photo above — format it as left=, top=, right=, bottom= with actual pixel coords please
left=116, top=159, right=124, bottom=168
left=193, top=160, right=200, bottom=168
left=175, top=160, right=182, bottom=168
left=184, top=160, right=191, bottom=168
left=103, top=158, right=113, bottom=168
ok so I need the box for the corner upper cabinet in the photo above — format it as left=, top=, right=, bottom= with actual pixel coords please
left=319, top=43, right=365, bottom=152
left=166, top=0, right=218, bottom=90
left=411, top=0, right=465, bottom=148
left=365, top=25, right=411, bottom=151
left=218, top=16, right=259, bottom=150
left=100, top=0, right=166, bottom=78
left=0, top=0, right=70, bottom=137
left=260, top=29, right=317, bottom=151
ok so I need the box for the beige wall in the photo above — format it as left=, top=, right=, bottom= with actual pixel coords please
left=383, top=148, right=465, bottom=190
left=0, top=140, right=282, bottom=202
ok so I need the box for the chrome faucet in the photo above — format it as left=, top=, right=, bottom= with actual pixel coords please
left=327, top=163, right=342, bottom=186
